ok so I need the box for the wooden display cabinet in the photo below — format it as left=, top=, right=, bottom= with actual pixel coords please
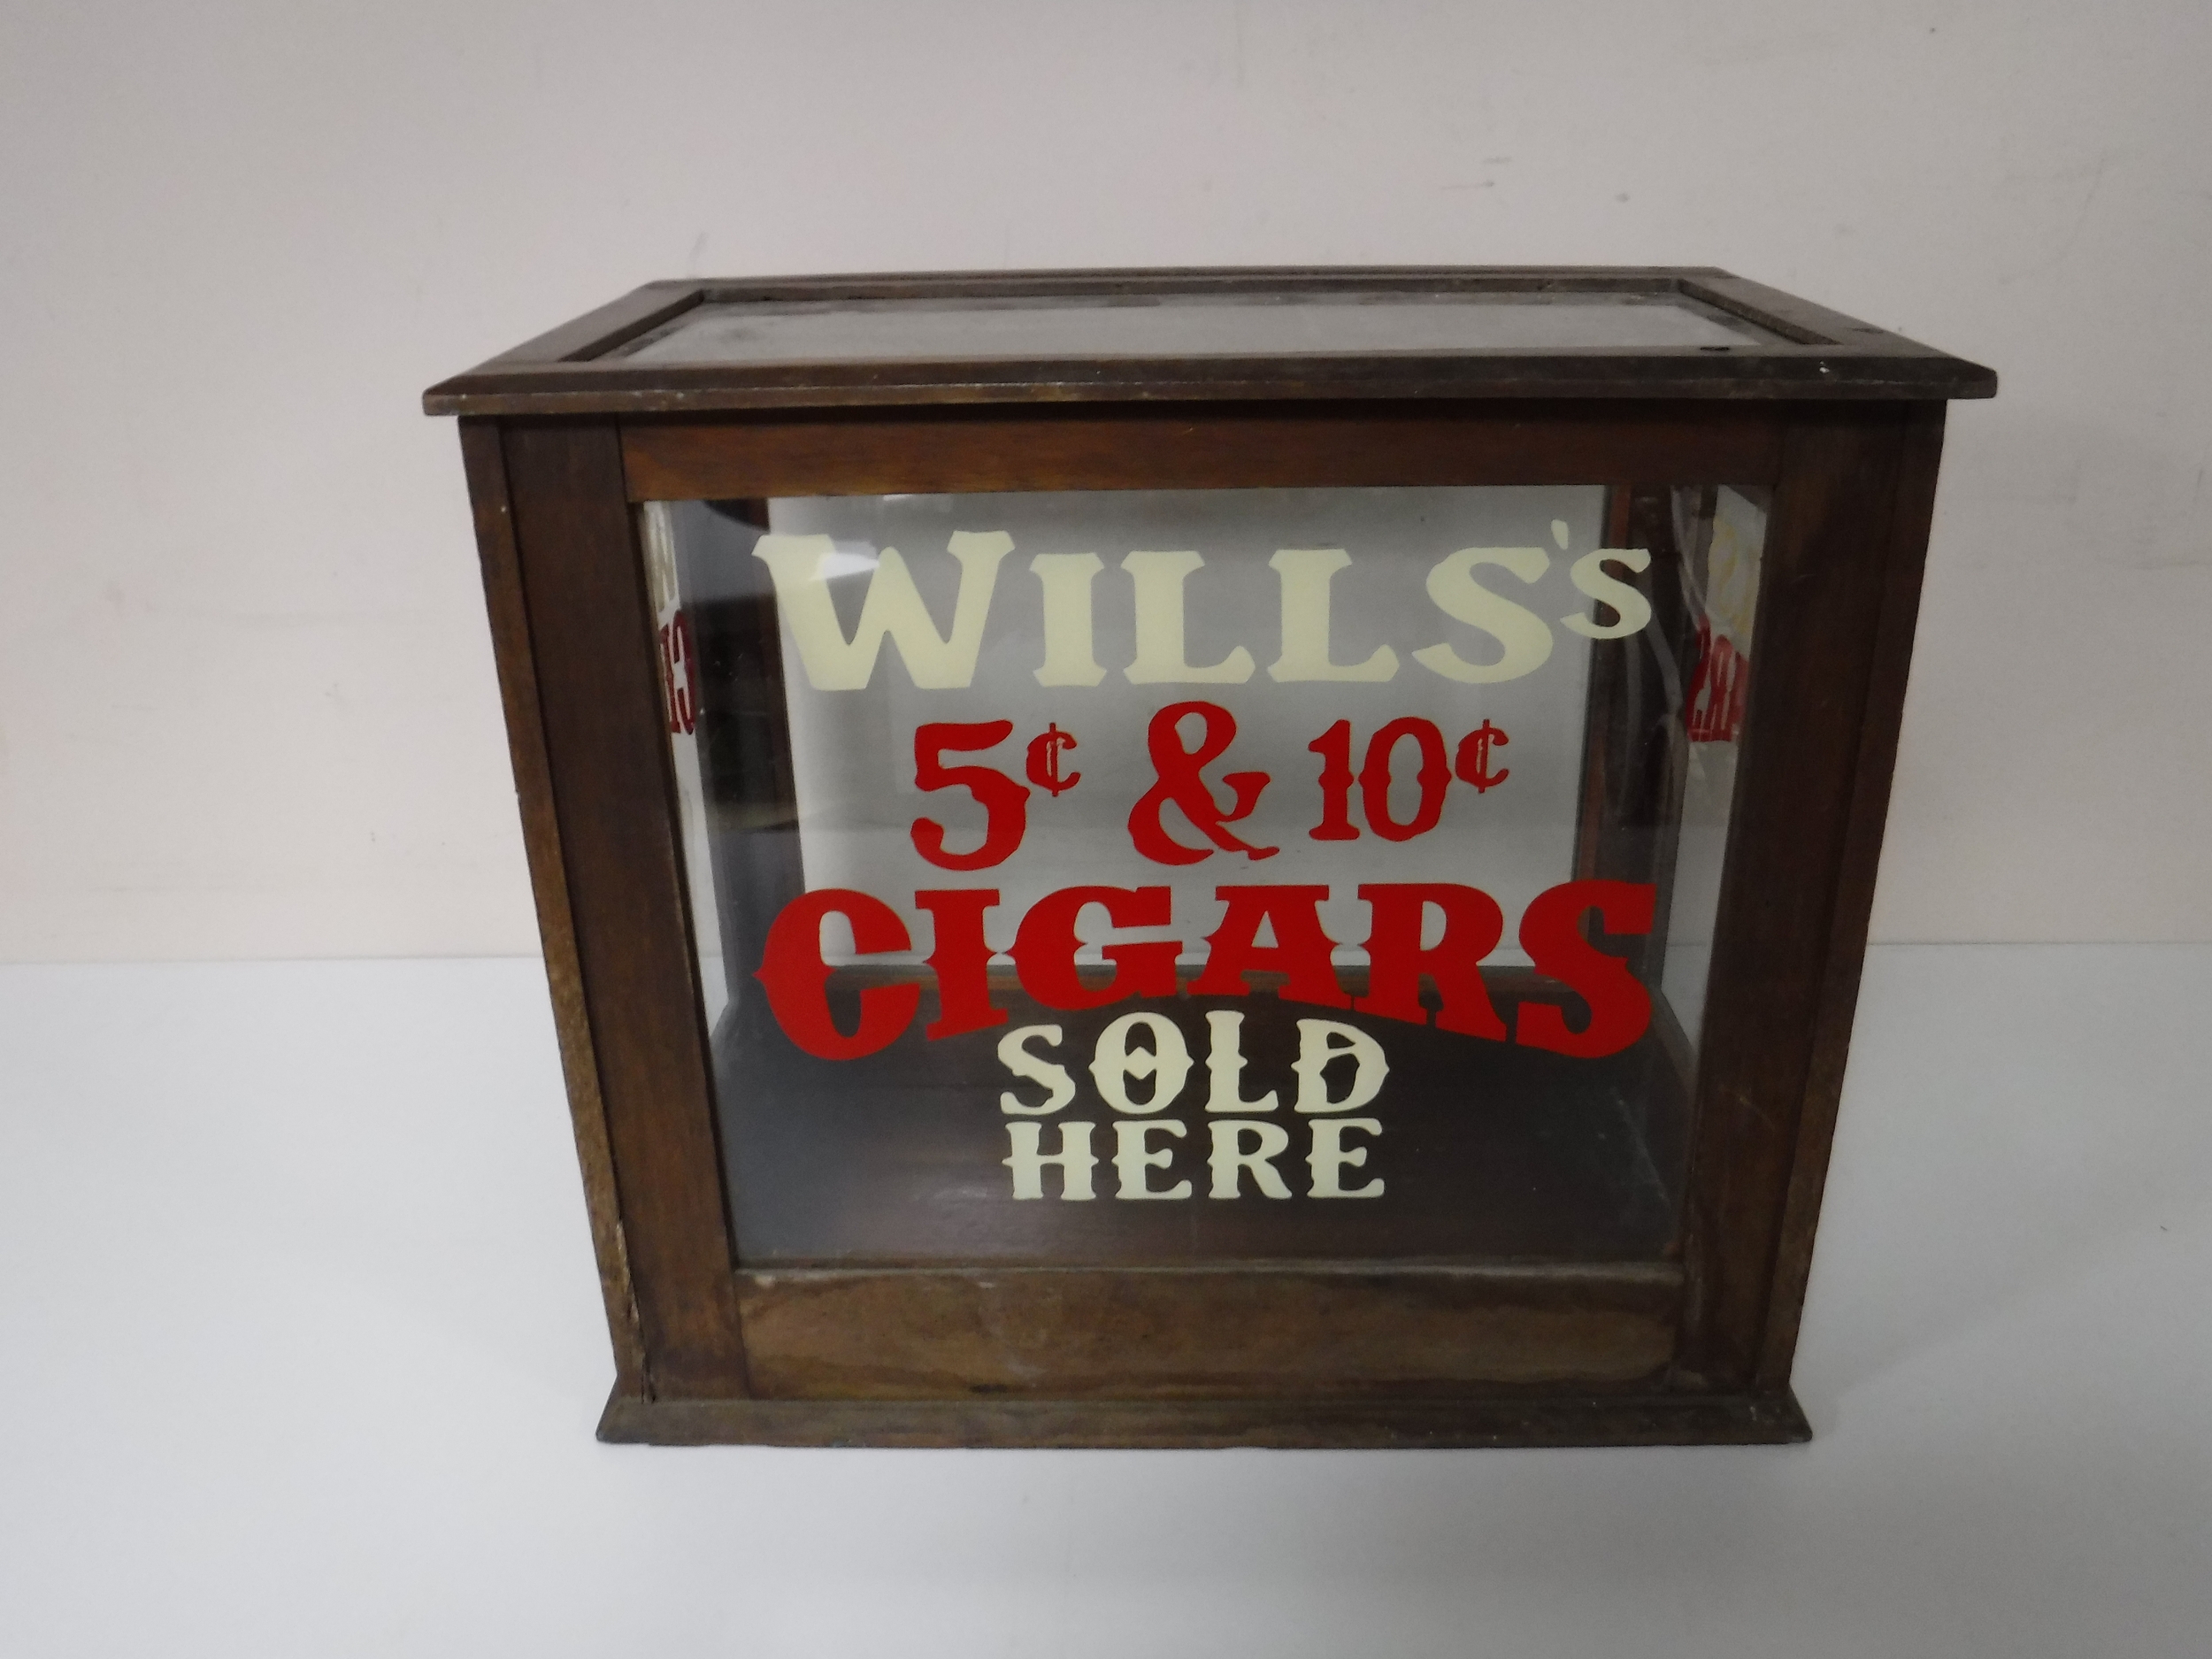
left=425, top=268, right=1993, bottom=1447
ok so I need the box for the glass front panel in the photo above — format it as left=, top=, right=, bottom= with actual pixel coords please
left=641, top=484, right=1768, bottom=1267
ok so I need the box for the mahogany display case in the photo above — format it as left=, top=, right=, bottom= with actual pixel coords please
left=424, top=268, right=1994, bottom=1446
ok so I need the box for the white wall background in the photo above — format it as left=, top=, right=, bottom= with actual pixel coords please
left=3, top=0, right=2208, bottom=963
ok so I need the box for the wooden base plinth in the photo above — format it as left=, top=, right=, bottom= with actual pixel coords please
left=597, top=1387, right=1810, bottom=1449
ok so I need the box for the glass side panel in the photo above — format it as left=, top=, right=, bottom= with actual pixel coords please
left=612, top=291, right=1778, bottom=365
left=643, top=485, right=1768, bottom=1267
left=1659, top=486, right=1767, bottom=1039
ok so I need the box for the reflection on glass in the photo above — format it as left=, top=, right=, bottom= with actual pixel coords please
left=641, top=485, right=1767, bottom=1268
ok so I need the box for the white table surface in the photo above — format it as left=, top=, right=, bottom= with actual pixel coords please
left=3, top=947, right=2206, bottom=1656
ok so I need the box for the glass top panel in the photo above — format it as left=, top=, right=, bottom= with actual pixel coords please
left=611, top=290, right=1781, bottom=365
